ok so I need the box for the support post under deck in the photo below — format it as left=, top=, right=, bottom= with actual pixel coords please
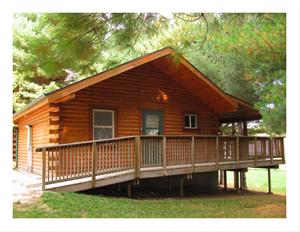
left=127, top=182, right=132, bottom=198
left=239, top=172, right=244, bottom=190
left=234, top=171, right=240, bottom=193
left=267, top=168, right=272, bottom=194
left=240, top=171, right=248, bottom=190
left=168, top=176, right=172, bottom=192
left=179, top=176, right=184, bottom=197
left=223, top=170, right=227, bottom=192
left=219, top=170, right=224, bottom=185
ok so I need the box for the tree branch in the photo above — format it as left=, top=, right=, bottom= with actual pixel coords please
left=173, top=13, right=203, bottom=22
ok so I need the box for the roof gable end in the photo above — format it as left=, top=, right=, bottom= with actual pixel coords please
left=14, top=47, right=243, bottom=121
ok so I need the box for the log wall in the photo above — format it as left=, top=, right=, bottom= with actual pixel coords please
left=60, top=63, right=218, bottom=144
left=15, top=62, right=219, bottom=174
left=15, top=104, right=59, bottom=174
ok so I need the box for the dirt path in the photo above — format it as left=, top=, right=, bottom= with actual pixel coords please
left=13, top=170, right=42, bottom=203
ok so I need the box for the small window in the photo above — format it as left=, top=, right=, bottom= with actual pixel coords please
left=93, top=109, right=114, bottom=140
left=184, top=114, right=197, bottom=129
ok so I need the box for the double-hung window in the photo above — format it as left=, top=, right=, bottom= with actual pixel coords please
left=184, top=114, right=197, bottom=129
left=93, top=109, right=114, bottom=140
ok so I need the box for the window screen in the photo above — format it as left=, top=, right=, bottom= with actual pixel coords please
left=94, top=111, right=113, bottom=126
left=93, top=110, right=114, bottom=140
left=146, top=114, right=159, bottom=128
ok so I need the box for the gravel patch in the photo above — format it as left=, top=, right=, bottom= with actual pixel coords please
left=13, top=170, right=42, bottom=203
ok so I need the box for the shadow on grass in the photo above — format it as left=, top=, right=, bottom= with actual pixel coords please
left=79, top=184, right=276, bottom=200
left=14, top=185, right=286, bottom=218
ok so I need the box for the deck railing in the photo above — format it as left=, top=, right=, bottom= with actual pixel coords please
left=36, top=135, right=285, bottom=190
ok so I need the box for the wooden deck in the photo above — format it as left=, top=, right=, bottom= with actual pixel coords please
left=36, top=135, right=285, bottom=192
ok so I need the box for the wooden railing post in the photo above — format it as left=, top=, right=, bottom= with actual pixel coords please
left=254, top=137, right=257, bottom=167
left=216, top=136, right=219, bottom=169
left=263, top=139, right=266, bottom=160
left=42, top=148, right=46, bottom=191
left=236, top=136, right=239, bottom=168
left=162, top=136, right=167, bottom=175
left=204, top=138, right=207, bottom=161
left=92, top=142, right=96, bottom=188
left=191, top=136, right=195, bottom=173
left=270, top=137, right=273, bottom=164
left=280, top=138, right=285, bottom=163
left=134, top=136, right=140, bottom=179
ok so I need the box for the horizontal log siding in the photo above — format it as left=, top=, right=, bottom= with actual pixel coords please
left=15, top=104, right=58, bottom=174
left=60, top=63, right=218, bottom=144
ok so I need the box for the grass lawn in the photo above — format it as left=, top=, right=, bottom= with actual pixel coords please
left=227, top=168, right=286, bottom=195
left=13, top=168, right=286, bottom=218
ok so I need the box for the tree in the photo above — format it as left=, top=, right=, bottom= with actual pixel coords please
left=13, top=13, right=169, bottom=111
left=13, top=13, right=286, bottom=134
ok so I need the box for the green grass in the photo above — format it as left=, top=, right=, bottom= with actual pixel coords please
left=13, top=192, right=285, bottom=218
left=226, top=168, right=286, bottom=194
left=13, top=168, right=286, bottom=218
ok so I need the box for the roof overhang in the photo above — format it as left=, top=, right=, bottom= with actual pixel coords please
left=218, top=95, right=262, bottom=123
left=13, top=93, right=76, bottom=122
left=13, top=47, right=259, bottom=123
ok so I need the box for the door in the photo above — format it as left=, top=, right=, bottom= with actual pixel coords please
left=26, top=125, right=32, bottom=173
left=142, top=110, right=163, bottom=135
left=141, top=110, right=163, bottom=166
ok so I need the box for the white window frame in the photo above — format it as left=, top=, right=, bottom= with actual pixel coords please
left=184, top=114, right=198, bottom=129
left=93, top=109, right=115, bottom=139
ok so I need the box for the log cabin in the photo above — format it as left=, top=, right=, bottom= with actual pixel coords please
left=13, top=47, right=285, bottom=195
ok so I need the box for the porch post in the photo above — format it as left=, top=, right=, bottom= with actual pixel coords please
left=92, top=142, right=97, bottom=188
left=232, top=122, right=236, bottom=135
left=134, top=136, right=140, bottom=179
left=242, top=121, right=248, bottom=136
left=240, top=121, right=248, bottom=190
left=42, top=148, right=46, bottom=191
left=163, top=136, right=167, bottom=175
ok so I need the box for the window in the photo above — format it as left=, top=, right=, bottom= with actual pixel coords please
left=93, top=109, right=114, bottom=140
left=184, top=114, right=197, bottom=129
left=145, top=113, right=160, bottom=135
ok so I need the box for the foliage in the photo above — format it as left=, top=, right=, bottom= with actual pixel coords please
left=13, top=13, right=167, bottom=111
left=184, top=14, right=286, bottom=134
left=13, top=13, right=286, bottom=134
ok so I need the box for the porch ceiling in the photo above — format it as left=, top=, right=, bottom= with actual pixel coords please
left=217, top=94, right=261, bottom=123
left=218, top=104, right=261, bottom=123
